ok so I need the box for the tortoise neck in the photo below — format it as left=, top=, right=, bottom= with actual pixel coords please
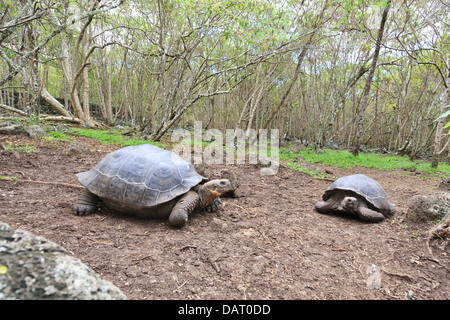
left=196, top=185, right=216, bottom=208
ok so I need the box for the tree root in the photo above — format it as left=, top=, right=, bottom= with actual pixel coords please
left=431, top=217, right=450, bottom=240
left=426, top=216, right=450, bottom=256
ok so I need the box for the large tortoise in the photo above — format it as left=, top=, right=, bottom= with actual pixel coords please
left=73, top=144, right=231, bottom=227
left=315, top=174, right=395, bottom=222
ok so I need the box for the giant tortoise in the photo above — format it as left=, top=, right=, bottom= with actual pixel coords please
left=314, top=174, right=395, bottom=222
left=73, top=144, right=231, bottom=227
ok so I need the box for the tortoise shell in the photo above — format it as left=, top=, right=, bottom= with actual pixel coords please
left=323, top=174, right=394, bottom=215
left=76, top=144, right=204, bottom=211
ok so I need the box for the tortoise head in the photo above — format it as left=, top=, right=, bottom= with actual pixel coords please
left=197, top=179, right=231, bottom=208
left=341, top=196, right=359, bottom=213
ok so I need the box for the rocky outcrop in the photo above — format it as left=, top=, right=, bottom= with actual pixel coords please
left=406, top=192, right=450, bottom=223
left=0, top=221, right=127, bottom=300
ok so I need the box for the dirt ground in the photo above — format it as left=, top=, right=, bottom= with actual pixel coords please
left=0, top=132, right=449, bottom=300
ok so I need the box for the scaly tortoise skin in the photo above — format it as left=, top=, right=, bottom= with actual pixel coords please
left=73, top=144, right=231, bottom=227
left=315, top=174, right=395, bottom=222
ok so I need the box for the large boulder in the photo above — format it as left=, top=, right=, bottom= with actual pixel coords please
left=406, top=192, right=450, bottom=223
left=0, top=221, right=127, bottom=300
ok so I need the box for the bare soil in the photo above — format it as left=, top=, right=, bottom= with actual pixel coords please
left=1, top=133, right=448, bottom=300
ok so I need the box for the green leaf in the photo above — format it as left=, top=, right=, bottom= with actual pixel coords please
left=436, top=108, right=450, bottom=121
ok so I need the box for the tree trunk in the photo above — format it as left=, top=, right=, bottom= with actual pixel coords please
left=352, top=0, right=391, bottom=156
left=432, top=58, right=449, bottom=168
left=60, top=37, right=89, bottom=125
left=81, top=28, right=92, bottom=126
left=259, top=44, right=309, bottom=131
left=104, top=53, right=114, bottom=125
left=40, top=87, right=74, bottom=118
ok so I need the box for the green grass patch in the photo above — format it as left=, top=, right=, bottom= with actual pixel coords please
left=281, top=147, right=450, bottom=176
left=173, top=137, right=222, bottom=147
left=0, top=176, right=18, bottom=184
left=283, top=162, right=327, bottom=178
left=4, top=144, right=36, bottom=153
left=44, top=131, right=75, bottom=142
left=68, top=128, right=164, bottom=148
left=278, top=148, right=326, bottom=177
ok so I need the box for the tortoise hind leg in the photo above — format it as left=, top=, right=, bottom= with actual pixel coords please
left=168, top=191, right=199, bottom=227
left=73, top=188, right=100, bottom=216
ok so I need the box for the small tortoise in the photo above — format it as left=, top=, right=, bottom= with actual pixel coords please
left=73, top=144, right=231, bottom=227
left=315, top=174, right=395, bottom=222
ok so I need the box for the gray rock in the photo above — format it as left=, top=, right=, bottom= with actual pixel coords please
left=193, top=163, right=206, bottom=176
left=438, top=178, right=450, bottom=192
left=289, top=145, right=304, bottom=153
left=54, top=124, right=70, bottom=133
left=25, top=125, right=48, bottom=139
left=406, top=192, right=450, bottom=223
left=0, top=121, right=24, bottom=135
left=324, top=140, right=339, bottom=150
left=0, top=221, right=127, bottom=300
left=359, top=144, right=370, bottom=153
left=64, top=140, right=90, bottom=155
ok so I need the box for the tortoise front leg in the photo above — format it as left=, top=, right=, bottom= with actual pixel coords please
left=169, top=191, right=199, bottom=227
left=73, top=188, right=100, bottom=216
left=205, top=197, right=222, bottom=213
left=358, top=207, right=385, bottom=222
left=315, top=200, right=333, bottom=214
